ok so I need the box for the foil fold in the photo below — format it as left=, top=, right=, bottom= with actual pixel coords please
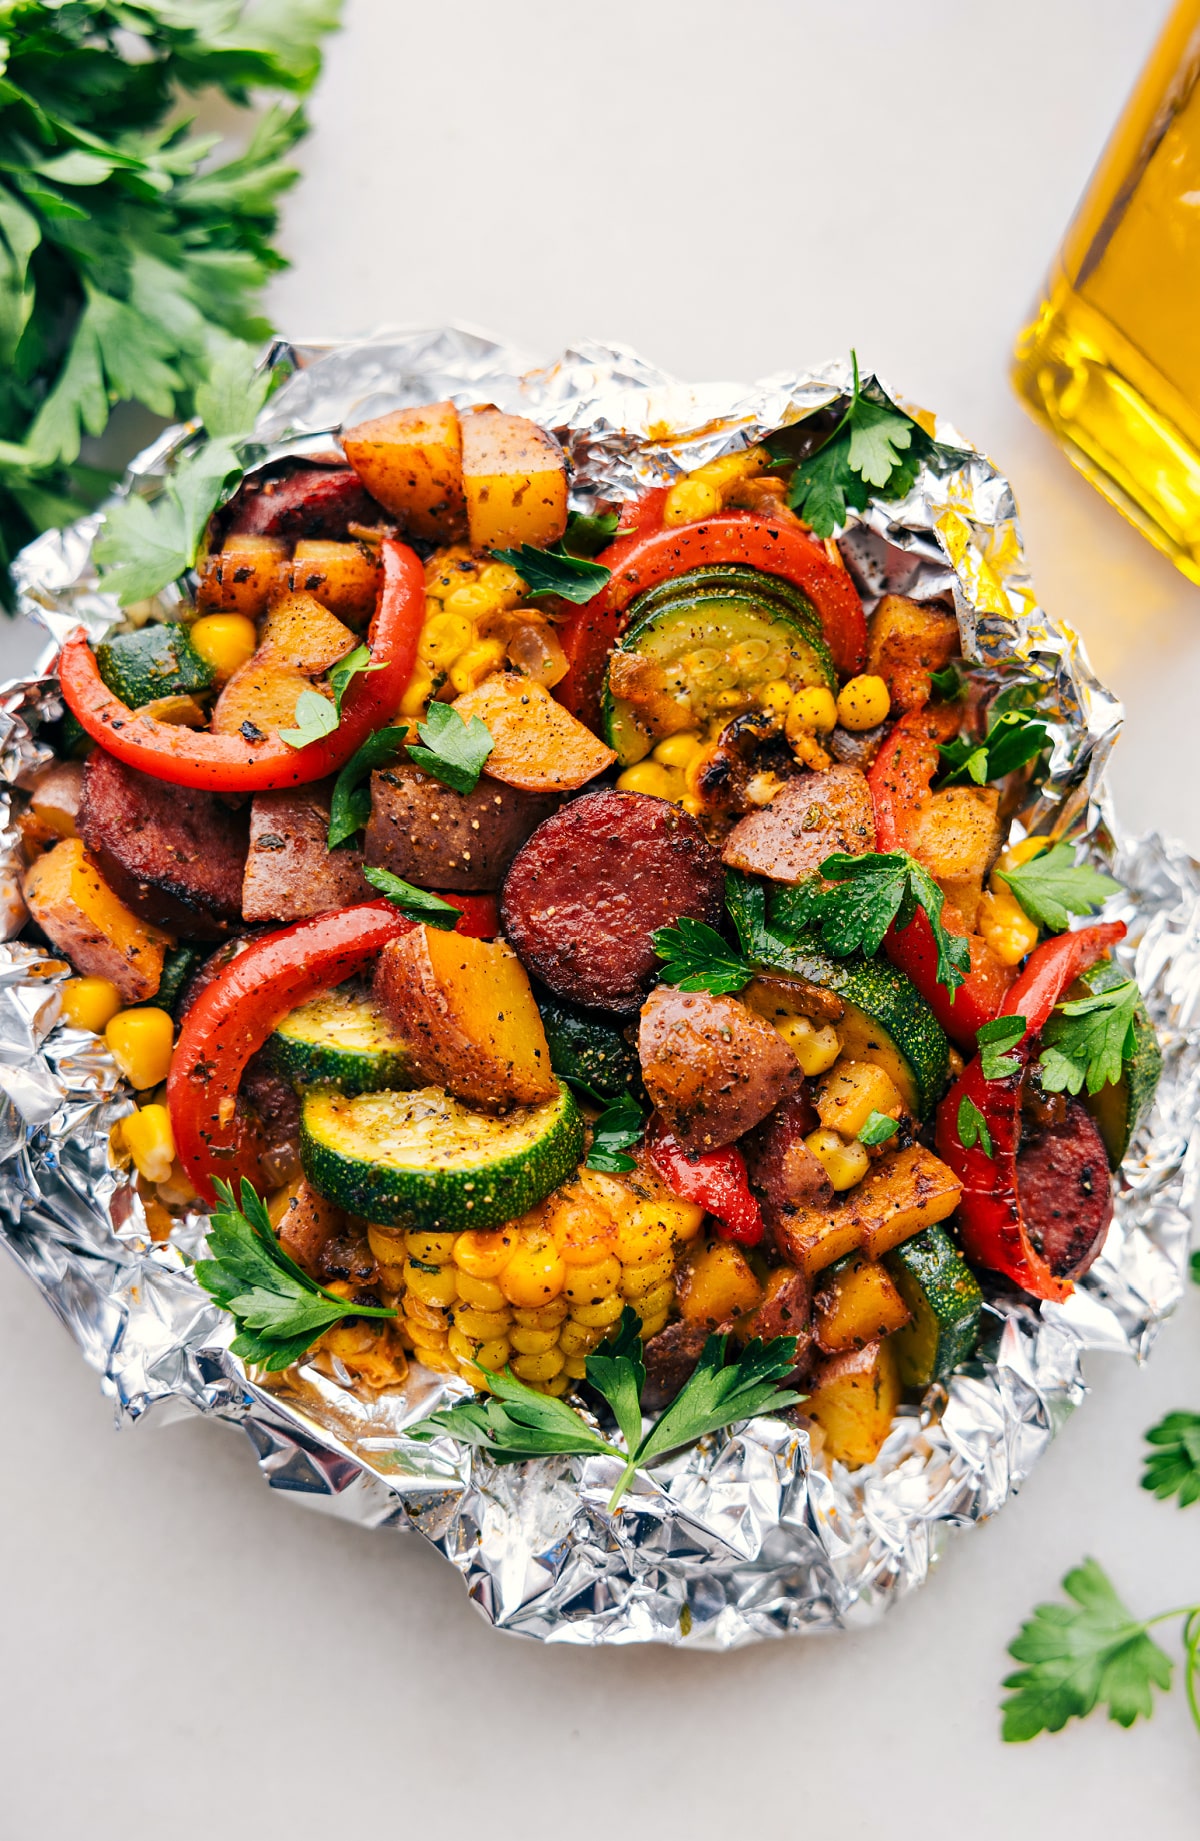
left=2, top=326, right=1196, bottom=1647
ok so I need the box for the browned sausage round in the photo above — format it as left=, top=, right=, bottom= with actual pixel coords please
left=77, top=748, right=248, bottom=939
left=223, top=466, right=381, bottom=538
left=501, top=789, right=725, bottom=1013
left=1017, top=1098, right=1113, bottom=1280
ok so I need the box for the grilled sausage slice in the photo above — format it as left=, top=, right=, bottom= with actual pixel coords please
left=1017, top=1098, right=1113, bottom=1281
left=242, top=784, right=372, bottom=923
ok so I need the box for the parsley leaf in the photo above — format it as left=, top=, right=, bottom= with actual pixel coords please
left=977, top=1014, right=1028, bottom=1081
left=328, top=643, right=383, bottom=715
left=786, top=852, right=971, bottom=996
left=194, top=1176, right=396, bottom=1373
left=1141, top=1413, right=1200, bottom=1508
left=993, top=843, right=1123, bottom=935
left=490, top=541, right=612, bottom=603
left=327, top=724, right=407, bottom=850
left=585, top=1095, right=645, bottom=1174
left=563, top=509, right=620, bottom=557
left=584, top=1306, right=647, bottom=1453
left=278, top=687, right=338, bottom=749
left=1039, top=978, right=1139, bottom=1097
left=414, top=1365, right=621, bottom=1464
left=939, top=708, right=1049, bottom=788
left=1001, top=1560, right=1174, bottom=1740
left=957, top=1095, right=993, bottom=1157
left=406, top=700, right=494, bottom=794
left=93, top=430, right=243, bottom=604
left=930, top=662, right=965, bottom=700
left=858, top=1110, right=899, bottom=1147
left=651, top=916, right=755, bottom=995
left=362, top=866, right=462, bottom=930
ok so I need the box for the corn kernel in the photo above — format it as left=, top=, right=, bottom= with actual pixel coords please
left=453, top=1229, right=515, bottom=1278
left=994, top=836, right=1047, bottom=876
left=474, top=1336, right=512, bottom=1371
left=564, top=1255, right=622, bottom=1306
left=105, top=1006, right=174, bottom=1090
left=511, top=1297, right=570, bottom=1330
left=639, top=1312, right=670, bottom=1340
left=407, top=1323, right=451, bottom=1355
left=558, top=1319, right=603, bottom=1356
left=447, top=1326, right=482, bottom=1365
left=791, top=731, right=832, bottom=771
left=805, top=1128, right=870, bottom=1191
left=652, top=730, right=703, bottom=768
left=615, top=761, right=678, bottom=800
left=511, top=1347, right=566, bottom=1383
left=399, top=672, right=433, bottom=718
left=405, top=1260, right=459, bottom=1308
left=61, top=975, right=122, bottom=1034
left=189, top=613, right=258, bottom=683
left=122, top=1103, right=175, bottom=1184
left=444, top=583, right=495, bottom=620
left=156, top=1158, right=196, bottom=1208
left=978, top=887, right=1039, bottom=966
left=454, top=1270, right=506, bottom=1311
left=758, top=679, right=794, bottom=717
left=636, top=1279, right=677, bottom=1322
left=561, top=1354, right=589, bottom=1379
left=621, top=1252, right=676, bottom=1298
left=689, top=449, right=768, bottom=492
left=537, top=1372, right=572, bottom=1396
left=610, top=1202, right=677, bottom=1265
left=477, top=562, right=525, bottom=605
left=449, top=638, right=505, bottom=695
left=774, top=1014, right=842, bottom=1076
left=570, top=1293, right=626, bottom=1329
left=663, top=478, right=723, bottom=526
left=509, top=1325, right=560, bottom=1356
left=451, top=1305, right=510, bottom=1341
left=402, top=1292, right=447, bottom=1331
left=405, top=1230, right=457, bottom=1264
left=419, top=611, right=474, bottom=668
left=836, top=674, right=891, bottom=731
left=786, top=685, right=838, bottom=737
left=549, top=1192, right=616, bottom=1265
left=499, top=1240, right=566, bottom=1308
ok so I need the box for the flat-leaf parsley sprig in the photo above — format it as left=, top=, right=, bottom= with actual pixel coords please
left=406, top=700, right=494, bottom=794
left=194, top=1177, right=396, bottom=1373
left=652, top=917, right=755, bottom=996
left=775, top=851, right=971, bottom=996
left=490, top=540, right=612, bottom=604
left=414, top=1306, right=803, bottom=1511
left=993, top=842, right=1123, bottom=935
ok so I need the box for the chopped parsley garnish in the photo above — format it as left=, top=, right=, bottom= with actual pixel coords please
left=938, top=707, right=1049, bottom=788
left=957, top=1095, right=993, bottom=1157
left=977, top=1014, right=1028, bottom=1081
left=585, top=1095, right=645, bottom=1174
left=362, top=867, right=462, bottom=930
left=651, top=917, right=755, bottom=996
left=406, top=699, right=494, bottom=794
left=993, top=843, right=1123, bottom=935
left=490, top=540, right=612, bottom=603
left=327, top=724, right=408, bottom=850
left=780, top=851, right=971, bottom=996
left=858, top=1111, right=900, bottom=1147
left=1038, top=977, right=1140, bottom=1097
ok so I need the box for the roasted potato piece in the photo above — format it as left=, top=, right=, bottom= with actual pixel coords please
left=450, top=673, right=615, bottom=793
left=341, top=401, right=467, bottom=540
left=638, top=986, right=799, bottom=1152
left=804, top=1338, right=901, bottom=1468
left=677, top=1240, right=763, bottom=1330
left=774, top=1144, right=962, bottom=1273
left=196, top=536, right=289, bottom=619
left=25, top=838, right=169, bottom=1002
left=210, top=657, right=320, bottom=738
left=867, top=594, right=961, bottom=712
left=814, top=1255, right=910, bottom=1352
left=258, top=592, right=358, bottom=676
left=280, top=540, right=382, bottom=626
left=28, top=760, right=85, bottom=840
left=903, top=785, right=1002, bottom=928
left=461, top=409, right=568, bottom=550
left=374, top=925, right=557, bottom=1109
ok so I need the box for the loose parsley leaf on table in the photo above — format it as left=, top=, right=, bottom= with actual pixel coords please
left=278, top=686, right=338, bottom=749
left=1141, top=1413, right=1200, bottom=1508
left=957, top=1095, right=993, bottom=1157
left=977, top=1014, right=1028, bottom=1081
left=1001, top=1560, right=1175, bottom=1741
left=363, top=866, right=462, bottom=930
left=782, top=851, right=971, bottom=996
left=585, top=1095, right=645, bottom=1174
left=858, top=1110, right=899, bottom=1147
left=993, top=843, right=1123, bottom=934
left=1038, top=978, right=1139, bottom=1097
left=490, top=540, right=612, bottom=603
left=651, top=917, right=755, bottom=995
left=194, top=1177, right=396, bottom=1373
left=327, top=724, right=407, bottom=849
left=406, top=700, right=494, bottom=794
left=938, top=708, right=1049, bottom=788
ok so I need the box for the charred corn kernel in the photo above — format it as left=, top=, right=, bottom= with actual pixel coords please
left=105, top=1006, right=173, bottom=1089
left=621, top=1253, right=676, bottom=1298
left=443, top=583, right=495, bottom=620
left=562, top=1354, right=589, bottom=1379
left=570, top=1292, right=626, bottom=1329
left=453, top=1305, right=511, bottom=1341
left=448, top=1326, right=483, bottom=1365
left=399, top=672, right=434, bottom=718
left=449, top=638, right=505, bottom=694
left=511, top=1297, right=569, bottom=1330
left=558, top=1318, right=603, bottom=1356
left=405, top=1260, right=459, bottom=1308
left=774, top=1014, right=842, bottom=1076
left=454, top=1270, right=506, bottom=1311
left=791, top=731, right=832, bottom=771
left=615, top=761, right=677, bottom=799
left=540, top=1373, right=572, bottom=1396
left=786, top=685, right=838, bottom=737
left=419, top=611, right=474, bottom=668
left=759, top=678, right=795, bottom=717
left=477, top=561, right=525, bottom=604
left=474, top=1336, right=512, bottom=1371
left=61, top=975, right=122, bottom=1034
left=499, top=1239, right=566, bottom=1308
left=551, top=1199, right=617, bottom=1265
left=611, top=1204, right=676, bottom=1265
left=122, top=1103, right=175, bottom=1184
left=511, top=1347, right=565, bottom=1383
left=978, top=887, right=1039, bottom=966
left=564, top=1255, right=621, bottom=1305
left=453, top=1229, right=515, bottom=1278
left=638, top=1279, right=678, bottom=1322
left=652, top=730, right=703, bottom=768
left=805, top=1128, right=870, bottom=1191
left=189, top=613, right=257, bottom=682
left=663, top=478, right=723, bottom=525
left=405, top=1230, right=457, bottom=1264
left=403, top=1295, right=450, bottom=1333
left=837, top=674, right=891, bottom=731
left=509, top=1325, right=560, bottom=1355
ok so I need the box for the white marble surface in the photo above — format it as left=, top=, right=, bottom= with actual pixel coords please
left=2, top=2, right=1197, bottom=1832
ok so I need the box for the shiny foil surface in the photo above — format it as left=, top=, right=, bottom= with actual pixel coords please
left=3, top=328, right=1196, bottom=1646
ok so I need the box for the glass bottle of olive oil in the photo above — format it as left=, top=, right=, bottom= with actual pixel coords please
left=1013, top=1, right=1200, bottom=582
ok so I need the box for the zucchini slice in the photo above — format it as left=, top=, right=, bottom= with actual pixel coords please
left=726, top=873, right=949, bottom=1120
left=1078, top=963, right=1163, bottom=1168
left=627, top=564, right=823, bottom=634
left=95, top=623, right=216, bottom=708
left=271, top=984, right=412, bottom=1096
left=536, top=993, right=644, bottom=1103
left=885, top=1224, right=983, bottom=1389
left=602, top=573, right=836, bottom=766
left=300, top=1081, right=584, bottom=1230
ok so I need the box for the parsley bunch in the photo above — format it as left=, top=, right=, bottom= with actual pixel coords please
left=0, top=1, right=340, bottom=604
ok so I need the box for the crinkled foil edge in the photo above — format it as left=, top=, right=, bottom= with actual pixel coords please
left=1, top=327, right=1195, bottom=1648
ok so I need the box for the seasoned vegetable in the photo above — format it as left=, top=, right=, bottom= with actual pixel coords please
left=196, top=536, right=289, bottom=619
left=270, top=985, right=413, bottom=1095
left=885, top=1224, right=983, bottom=1388
left=676, top=1239, right=763, bottom=1329
left=866, top=594, right=960, bottom=712
left=460, top=409, right=568, bottom=551
left=95, top=624, right=215, bottom=710
left=25, top=838, right=169, bottom=1003
left=300, top=1081, right=584, bottom=1230
left=774, top=1143, right=962, bottom=1274
left=210, top=658, right=322, bottom=738
left=280, top=541, right=382, bottom=625
left=341, top=402, right=467, bottom=540
left=451, top=674, right=615, bottom=793
left=814, top=1254, right=911, bottom=1352
left=804, top=1338, right=901, bottom=1469
left=536, top=995, right=643, bottom=1103
left=258, top=593, right=358, bottom=676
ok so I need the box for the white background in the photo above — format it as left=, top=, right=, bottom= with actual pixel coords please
left=2, top=2, right=1198, bottom=1833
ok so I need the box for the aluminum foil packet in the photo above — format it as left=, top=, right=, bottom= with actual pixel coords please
left=3, top=327, right=1197, bottom=1648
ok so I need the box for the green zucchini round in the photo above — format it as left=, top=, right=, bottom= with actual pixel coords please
left=95, top=622, right=215, bottom=709
left=301, top=1080, right=584, bottom=1230
left=885, top=1224, right=983, bottom=1389
left=625, top=564, right=823, bottom=634
left=270, top=984, right=412, bottom=1096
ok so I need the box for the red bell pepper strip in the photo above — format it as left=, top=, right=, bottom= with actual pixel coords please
left=868, top=706, right=1014, bottom=1048
left=168, top=894, right=496, bottom=1203
left=934, top=921, right=1126, bottom=1301
left=646, top=1115, right=764, bottom=1246
left=59, top=538, right=425, bottom=794
left=556, top=511, right=868, bottom=729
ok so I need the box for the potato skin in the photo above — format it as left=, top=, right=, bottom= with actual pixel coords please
left=364, top=763, right=557, bottom=892
left=638, top=985, right=799, bottom=1152
left=460, top=409, right=568, bottom=550
left=341, top=401, right=467, bottom=541
left=243, top=784, right=372, bottom=922
left=722, top=766, right=875, bottom=884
